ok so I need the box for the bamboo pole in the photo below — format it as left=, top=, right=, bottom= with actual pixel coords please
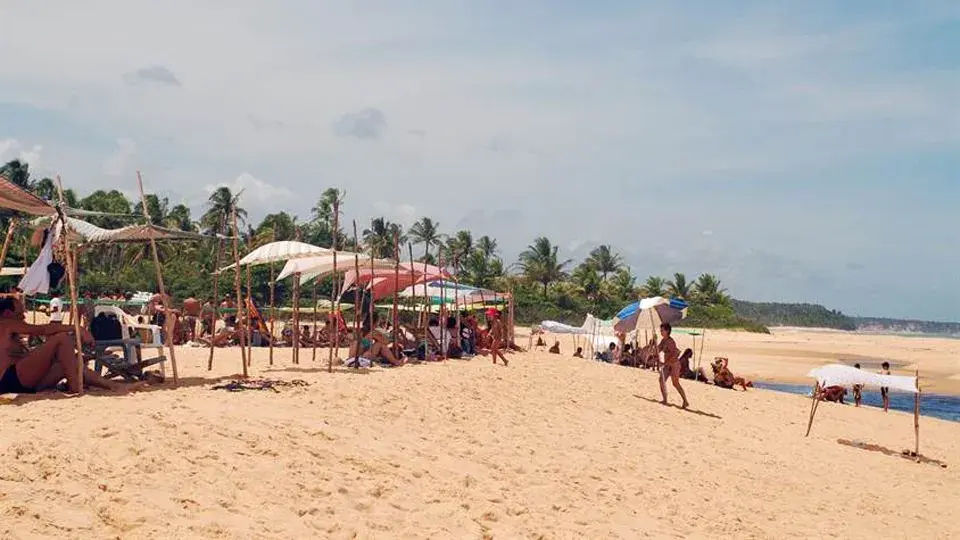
left=246, top=264, right=253, bottom=365
left=268, top=258, right=275, bottom=365
left=0, top=217, right=18, bottom=271
left=135, top=172, right=180, bottom=384
left=351, top=221, right=362, bottom=352
left=327, top=201, right=340, bottom=373
left=914, top=368, right=921, bottom=460
left=407, top=243, right=418, bottom=356
left=229, top=205, right=248, bottom=376
left=392, top=232, right=400, bottom=357
left=54, top=177, right=86, bottom=394
left=292, top=273, right=300, bottom=364
left=805, top=382, right=822, bottom=437
left=311, top=278, right=318, bottom=361
left=368, top=234, right=376, bottom=334
left=207, top=229, right=223, bottom=370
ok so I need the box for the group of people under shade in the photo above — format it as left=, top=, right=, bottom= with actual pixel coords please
left=342, top=308, right=512, bottom=368
left=819, top=361, right=893, bottom=411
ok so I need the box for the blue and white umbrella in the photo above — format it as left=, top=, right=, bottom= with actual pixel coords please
left=612, top=296, right=688, bottom=334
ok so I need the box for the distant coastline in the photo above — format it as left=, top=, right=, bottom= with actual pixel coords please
left=731, top=299, right=960, bottom=336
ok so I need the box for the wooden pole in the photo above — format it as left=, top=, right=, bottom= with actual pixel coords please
left=229, top=205, right=248, bottom=376
left=292, top=273, right=300, bottom=364
left=0, top=217, right=17, bottom=271
left=352, top=221, right=362, bottom=350
left=805, top=382, right=822, bottom=437
left=311, top=278, right=318, bottom=361
left=392, top=232, right=400, bottom=356
left=246, top=264, right=253, bottom=365
left=207, top=229, right=223, bottom=370
left=53, top=177, right=86, bottom=394
left=368, top=234, right=376, bottom=334
left=914, top=368, right=920, bottom=460
left=327, top=200, right=340, bottom=373
left=135, top=172, right=180, bottom=384
left=268, top=259, right=275, bottom=365
left=407, top=243, right=418, bottom=355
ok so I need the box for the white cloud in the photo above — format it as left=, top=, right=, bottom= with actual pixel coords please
left=371, top=201, right=417, bottom=228
left=0, top=138, right=43, bottom=170
left=102, top=138, right=137, bottom=177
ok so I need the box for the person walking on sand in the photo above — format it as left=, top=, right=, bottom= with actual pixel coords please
left=488, top=310, right=509, bottom=366
left=879, top=361, right=891, bottom=412
left=657, top=323, right=689, bottom=408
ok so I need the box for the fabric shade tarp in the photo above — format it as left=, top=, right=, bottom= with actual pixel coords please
left=276, top=253, right=394, bottom=283
left=538, top=320, right=589, bottom=334
left=613, top=297, right=688, bottom=334
left=218, top=241, right=332, bottom=273
left=338, top=262, right=448, bottom=301
left=32, top=215, right=206, bottom=244
left=0, top=174, right=56, bottom=216
left=398, top=280, right=506, bottom=304
left=807, top=364, right=918, bottom=394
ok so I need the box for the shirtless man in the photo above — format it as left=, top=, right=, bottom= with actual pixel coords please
left=488, top=311, right=509, bottom=366
left=657, top=323, right=689, bottom=408
left=0, top=297, right=135, bottom=394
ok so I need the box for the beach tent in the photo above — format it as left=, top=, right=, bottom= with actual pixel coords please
left=614, top=296, right=688, bottom=334
left=338, top=261, right=448, bottom=301
left=804, top=363, right=921, bottom=459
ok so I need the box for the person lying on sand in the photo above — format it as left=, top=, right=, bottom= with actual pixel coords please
left=0, top=297, right=142, bottom=394
left=657, top=323, right=689, bottom=408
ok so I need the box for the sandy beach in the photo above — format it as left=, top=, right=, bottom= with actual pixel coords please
left=2, top=328, right=959, bottom=539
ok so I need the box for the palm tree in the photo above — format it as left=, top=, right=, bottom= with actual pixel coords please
left=461, top=249, right=504, bottom=289
left=517, top=236, right=571, bottom=296
left=167, top=204, right=194, bottom=231
left=201, top=187, right=246, bottom=235
left=0, top=160, right=32, bottom=189
left=363, top=217, right=405, bottom=258
left=641, top=276, right=666, bottom=297
left=257, top=212, right=298, bottom=241
left=33, top=177, right=57, bottom=201
left=666, top=272, right=691, bottom=300
left=444, top=230, right=473, bottom=270
left=609, top=268, right=637, bottom=301
left=586, top=244, right=623, bottom=280
left=694, top=273, right=729, bottom=305
left=571, top=262, right=602, bottom=304
left=476, top=235, right=498, bottom=259
left=408, top=217, right=441, bottom=262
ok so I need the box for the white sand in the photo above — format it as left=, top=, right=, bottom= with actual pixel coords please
left=2, top=329, right=958, bottom=538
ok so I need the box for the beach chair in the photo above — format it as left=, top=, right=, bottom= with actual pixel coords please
left=90, top=306, right=166, bottom=381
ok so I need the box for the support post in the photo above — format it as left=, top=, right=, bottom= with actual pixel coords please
left=351, top=221, right=362, bottom=352
left=292, top=273, right=300, bottom=364
left=327, top=199, right=340, bottom=373
left=229, top=205, right=247, bottom=376
left=392, top=232, right=400, bottom=357
left=268, top=259, right=275, bottom=365
left=805, top=382, right=822, bottom=437
left=246, top=264, right=253, bottom=365
left=207, top=229, right=223, bottom=370
left=0, top=217, right=18, bottom=271
left=914, top=369, right=921, bottom=461
left=135, top=172, right=179, bottom=384
left=311, top=278, right=318, bottom=361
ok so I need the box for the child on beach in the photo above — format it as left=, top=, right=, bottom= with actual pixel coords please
left=853, top=363, right=863, bottom=407
left=880, top=361, right=891, bottom=412
left=657, top=323, right=689, bottom=408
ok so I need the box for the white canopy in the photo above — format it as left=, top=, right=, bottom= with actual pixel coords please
left=32, top=215, right=204, bottom=244
left=219, top=241, right=332, bottom=272
left=276, top=253, right=393, bottom=283
left=539, top=320, right=588, bottom=334
left=807, top=364, right=918, bottom=394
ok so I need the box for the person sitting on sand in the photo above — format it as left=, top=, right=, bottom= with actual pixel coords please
left=573, top=346, right=583, bottom=358
left=535, top=334, right=547, bottom=350
left=548, top=340, right=560, bottom=354
left=345, top=324, right=404, bottom=368
left=657, top=323, right=690, bottom=408
left=679, top=348, right=709, bottom=382
left=0, top=297, right=141, bottom=394
left=710, top=357, right=751, bottom=391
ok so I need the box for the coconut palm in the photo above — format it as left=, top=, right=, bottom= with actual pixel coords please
left=461, top=249, right=504, bottom=289
left=517, top=236, right=571, bottom=296
left=666, top=272, right=691, bottom=300
left=586, top=244, right=623, bottom=280
left=443, top=230, right=473, bottom=271
left=167, top=204, right=194, bottom=231
left=201, top=187, right=246, bottom=235
left=476, top=235, right=498, bottom=259
left=571, top=262, right=602, bottom=304
left=408, top=217, right=442, bottom=262
left=609, top=268, right=638, bottom=301
left=0, top=159, right=32, bottom=189
left=694, top=273, right=729, bottom=305
left=363, top=217, right=405, bottom=258
left=641, top=276, right=666, bottom=297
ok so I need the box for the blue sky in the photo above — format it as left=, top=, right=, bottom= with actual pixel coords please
left=1, top=1, right=958, bottom=321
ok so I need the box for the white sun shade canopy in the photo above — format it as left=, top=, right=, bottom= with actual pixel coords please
left=275, top=253, right=395, bottom=283
left=218, top=241, right=331, bottom=272
left=807, top=364, right=918, bottom=394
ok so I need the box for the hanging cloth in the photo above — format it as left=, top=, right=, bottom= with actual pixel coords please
left=19, top=221, right=62, bottom=295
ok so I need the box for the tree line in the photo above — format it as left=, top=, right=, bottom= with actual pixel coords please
left=2, top=159, right=750, bottom=329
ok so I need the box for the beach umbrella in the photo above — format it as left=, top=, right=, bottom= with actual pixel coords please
left=612, top=296, right=688, bottom=334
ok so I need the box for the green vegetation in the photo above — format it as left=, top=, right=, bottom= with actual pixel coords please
left=0, top=159, right=767, bottom=332
left=730, top=300, right=857, bottom=330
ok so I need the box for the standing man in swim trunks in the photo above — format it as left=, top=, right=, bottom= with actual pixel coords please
left=657, top=323, right=689, bottom=408
left=488, top=310, right=509, bottom=366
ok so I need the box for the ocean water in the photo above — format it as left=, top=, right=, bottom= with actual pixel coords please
left=753, top=382, right=960, bottom=423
